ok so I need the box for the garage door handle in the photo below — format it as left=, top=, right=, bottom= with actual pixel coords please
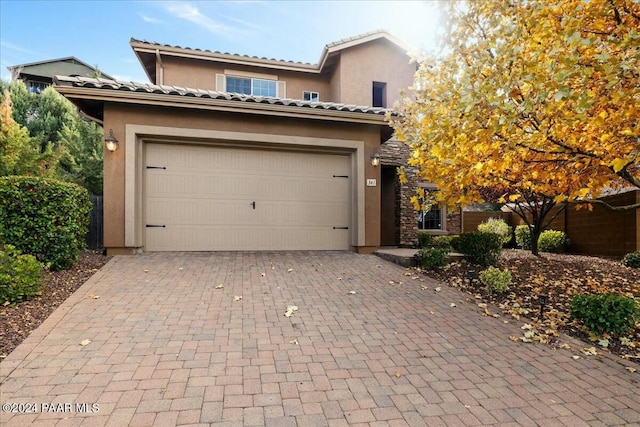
left=333, top=226, right=349, bottom=230
left=146, top=166, right=167, bottom=170
left=146, top=224, right=166, bottom=228
left=250, top=201, right=256, bottom=209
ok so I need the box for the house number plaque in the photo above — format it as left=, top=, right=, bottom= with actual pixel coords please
left=366, top=179, right=377, bottom=187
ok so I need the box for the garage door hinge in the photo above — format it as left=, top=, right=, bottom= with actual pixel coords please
left=146, top=166, right=167, bottom=170
left=332, top=175, right=348, bottom=178
left=333, top=226, right=349, bottom=230
left=146, top=224, right=166, bottom=228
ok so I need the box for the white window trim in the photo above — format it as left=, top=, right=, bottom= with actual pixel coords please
left=417, top=183, right=447, bottom=233
left=216, top=73, right=285, bottom=98
left=303, top=91, right=320, bottom=102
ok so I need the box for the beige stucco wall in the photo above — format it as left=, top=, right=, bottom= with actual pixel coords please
left=102, top=103, right=382, bottom=253
left=157, top=38, right=414, bottom=106
left=334, top=38, right=415, bottom=107
left=161, top=56, right=332, bottom=101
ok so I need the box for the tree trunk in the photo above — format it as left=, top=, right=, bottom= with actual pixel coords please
left=530, top=225, right=541, bottom=256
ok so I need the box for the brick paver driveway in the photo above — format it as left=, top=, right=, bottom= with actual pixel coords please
left=1, top=252, right=639, bottom=426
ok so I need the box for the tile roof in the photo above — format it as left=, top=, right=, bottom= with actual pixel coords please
left=130, top=29, right=410, bottom=70
left=129, top=38, right=315, bottom=66
left=53, top=75, right=390, bottom=116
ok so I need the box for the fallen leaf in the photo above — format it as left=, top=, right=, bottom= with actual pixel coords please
left=435, top=287, right=442, bottom=293
left=581, top=347, right=598, bottom=356
left=429, top=311, right=435, bottom=314
left=464, top=405, right=471, bottom=409
left=572, top=355, right=581, bottom=360
left=261, top=273, right=266, bottom=277
left=395, top=371, right=402, bottom=378
left=420, top=285, right=428, bottom=290
left=337, top=277, right=343, bottom=280
left=143, top=269, right=149, bottom=273
left=287, top=268, right=293, bottom=273
left=558, top=343, right=571, bottom=350
left=389, top=281, right=395, bottom=285
left=598, top=339, right=610, bottom=348
left=80, top=339, right=91, bottom=346
left=289, top=339, right=299, bottom=345
left=510, top=336, right=520, bottom=342
left=215, top=284, right=224, bottom=289
left=233, top=295, right=242, bottom=301
left=178, top=267, right=183, bottom=271
left=521, top=324, right=532, bottom=330
left=87, top=294, right=100, bottom=299
left=348, top=291, right=357, bottom=295
left=284, top=305, right=298, bottom=318
left=626, top=367, right=637, bottom=373
left=449, top=303, right=457, bottom=307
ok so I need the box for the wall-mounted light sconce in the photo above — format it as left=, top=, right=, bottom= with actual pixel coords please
left=104, top=129, right=119, bottom=152
left=370, top=152, right=381, bottom=167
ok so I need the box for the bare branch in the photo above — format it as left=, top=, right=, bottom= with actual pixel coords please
left=570, top=198, right=640, bottom=211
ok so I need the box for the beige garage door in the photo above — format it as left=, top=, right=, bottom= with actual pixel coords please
left=144, top=143, right=351, bottom=251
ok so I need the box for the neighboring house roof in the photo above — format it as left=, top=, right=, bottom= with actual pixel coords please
left=7, top=56, right=114, bottom=81
left=53, top=75, right=392, bottom=125
left=131, top=29, right=412, bottom=83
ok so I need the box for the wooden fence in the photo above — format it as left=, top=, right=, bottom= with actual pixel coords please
left=86, top=195, right=103, bottom=249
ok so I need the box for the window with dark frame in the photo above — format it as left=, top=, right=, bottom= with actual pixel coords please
left=418, top=191, right=443, bottom=230
left=303, top=91, right=319, bottom=102
left=372, top=81, right=387, bottom=107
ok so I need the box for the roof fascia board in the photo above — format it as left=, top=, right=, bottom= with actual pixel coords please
left=317, top=32, right=412, bottom=70
left=131, top=43, right=321, bottom=74
left=55, top=86, right=390, bottom=125
left=8, top=56, right=113, bottom=79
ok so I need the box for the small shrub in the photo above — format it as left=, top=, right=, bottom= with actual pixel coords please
left=432, top=235, right=456, bottom=250
left=0, top=176, right=91, bottom=271
left=0, top=245, right=42, bottom=304
left=417, top=232, right=432, bottom=248
left=515, top=225, right=532, bottom=250
left=538, top=230, right=569, bottom=253
left=477, top=218, right=512, bottom=246
left=622, top=251, right=640, bottom=269
left=416, top=247, right=449, bottom=269
left=479, top=267, right=512, bottom=294
left=570, top=293, right=640, bottom=335
left=450, top=232, right=502, bottom=267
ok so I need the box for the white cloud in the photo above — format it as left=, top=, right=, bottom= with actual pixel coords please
left=140, top=14, right=163, bottom=24
left=0, top=40, right=41, bottom=56
left=163, top=2, right=233, bottom=35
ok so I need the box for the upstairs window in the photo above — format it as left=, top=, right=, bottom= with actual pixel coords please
left=225, top=76, right=277, bottom=97
left=303, top=91, right=319, bottom=102
left=372, top=81, right=387, bottom=107
left=28, top=81, right=49, bottom=94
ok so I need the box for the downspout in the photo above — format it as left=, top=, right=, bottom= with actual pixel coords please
left=156, top=49, right=164, bottom=85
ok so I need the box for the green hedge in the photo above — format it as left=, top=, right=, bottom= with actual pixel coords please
left=451, top=232, right=502, bottom=267
left=0, top=176, right=91, bottom=271
left=0, top=245, right=42, bottom=304
left=570, top=293, right=640, bottom=335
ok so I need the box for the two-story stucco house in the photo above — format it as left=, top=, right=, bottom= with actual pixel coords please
left=55, top=30, right=460, bottom=255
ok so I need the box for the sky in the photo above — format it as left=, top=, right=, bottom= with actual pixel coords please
left=0, top=0, right=443, bottom=83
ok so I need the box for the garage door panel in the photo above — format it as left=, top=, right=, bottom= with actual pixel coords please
left=144, top=143, right=351, bottom=251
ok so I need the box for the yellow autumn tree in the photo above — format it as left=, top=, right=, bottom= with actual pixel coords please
left=391, top=0, right=639, bottom=254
